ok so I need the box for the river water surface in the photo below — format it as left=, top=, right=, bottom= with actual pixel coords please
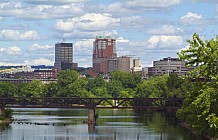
left=0, top=108, right=204, bottom=140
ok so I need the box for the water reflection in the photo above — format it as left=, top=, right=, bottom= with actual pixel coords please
left=0, top=108, right=204, bottom=140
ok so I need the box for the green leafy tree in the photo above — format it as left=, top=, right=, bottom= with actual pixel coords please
left=167, top=73, right=190, bottom=98
left=106, top=80, right=123, bottom=98
left=67, top=78, right=94, bottom=97
left=86, top=76, right=105, bottom=92
left=57, top=70, right=79, bottom=87
left=135, top=74, right=168, bottom=98
left=177, top=33, right=218, bottom=82
left=110, top=71, right=140, bottom=89
left=0, top=82, right=17, bottom=97
left=22, top=80, right=44, bottom=97
left=42, top=82, right=59, bottom=97
left=177, top=33, right=218, bottom=138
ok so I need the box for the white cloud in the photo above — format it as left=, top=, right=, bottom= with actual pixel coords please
left=0, top=2, right=22, bottom=9
left=0, top=30, right=40, bottom=41
left=24, top=0, right=89, bottom=5
left=0, top=46, right=21, bottom=55
left=55, top=13, right=120, bottom=32
left=74, top=39, right=93, bottom=54
left=27, top=43, right=53, bottom=52
left=0, top=2, right=84, bottom=19
left=55, top=29, right=118, bottom=40
left=123, top=0, right=181, bottom=9
left=0, top=62, right=22, bottom=66
left=73, top=39, right=93, bottom=67
left=193, top=0, right=218, bottom=3
left=120, top=16, right=170, bottom=30
left=147, top=25, right=184, bottom=35
left=87, top=2, right=138, bottom=17
left=147, top=35, right=184, bottom=49
left=25, top=58, right=54, bottom=66
left=180, top=12, right=203, bottom=25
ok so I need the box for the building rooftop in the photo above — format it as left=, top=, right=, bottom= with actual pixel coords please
left=96, top=35, right=115, bottom=39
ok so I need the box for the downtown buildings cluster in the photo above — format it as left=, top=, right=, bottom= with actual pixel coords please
left=53, top=35, right=188, bottom=77
left=0, top=35, right=189, bottom=84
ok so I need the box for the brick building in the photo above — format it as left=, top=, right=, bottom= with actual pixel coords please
left=93, top=36, right=117, bottom=74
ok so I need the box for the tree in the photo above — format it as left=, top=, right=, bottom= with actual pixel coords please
left=67, top=78, right=94, bottom=97
left=135, top=74, right=168, bottom=98
left=42, top=82, right=59, bottom=97
left=106, top=80, right=123, bottom=98
left=57, top=70, right=79, bottom=87
left=0, top=82, right=17, bottom=97
left=22, top=80, right=44, bottom=97
left=177, top=33, right=218, bottom=82
left=110, top=71, right=140, bottom=89
left=176, top=33, right=218, bottom=138
left=86, top=76, right=106, bottom=94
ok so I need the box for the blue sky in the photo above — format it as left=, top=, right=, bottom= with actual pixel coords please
left=0, top=0, right=218, bottom=67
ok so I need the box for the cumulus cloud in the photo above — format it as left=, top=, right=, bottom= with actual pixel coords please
left=0, top=2, right=22, bottom=10
left=25, top=58, right=54, bottom=66
left=0, top=30, right=40, bottom=41
left=27, top=43, right=53, bottom=52
left=74, top=39, right=93, bottom=54
left=147, top=25, right=184, bottom=35
left=120, top=16, right=171, bottom=30
left=55, top=13, right=120, bottom=32
left=146, top=35, right=184, bottom=49
left=86, top=2, right=138, bottom=17
left=193, top=0, right=218, bottom=3
left=180, top=12, right=204, bottom=25
left=0, top=46, right=21, bottom=55
left=123, top=0, right=181, bottom=10
left=24, top=0, right=89, bottom=5
left=0, top=2, right=84, bottom=19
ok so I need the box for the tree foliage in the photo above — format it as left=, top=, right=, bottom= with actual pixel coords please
left=57, top=70, right=79, bottom=87
left=176, top=33, right=218, bottom=138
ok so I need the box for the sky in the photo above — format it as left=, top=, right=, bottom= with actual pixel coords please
left=0, top=0, right=218, bottom=68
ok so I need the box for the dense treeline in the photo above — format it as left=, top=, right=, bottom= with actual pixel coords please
left=0, top=71, right=189, bottom=99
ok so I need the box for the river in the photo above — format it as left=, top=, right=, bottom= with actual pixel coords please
left=0, top=108, right=204, bottom=140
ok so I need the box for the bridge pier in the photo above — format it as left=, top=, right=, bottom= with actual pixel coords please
left=88, top=108, right=96, bottom=123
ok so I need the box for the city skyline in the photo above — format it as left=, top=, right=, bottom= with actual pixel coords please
left=0, top=0, right=218, bottom=67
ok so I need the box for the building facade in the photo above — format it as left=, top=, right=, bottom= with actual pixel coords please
left=54, top=43, right=76, bottom=70
left=149, top=57, right=188, bottom=76
left=118, top=56, right=133, bottom=72
left=93, top=36, right=117, bottom=74
left=107, top=58, right=118, bottom=73
left=33, top=69, right=58, bottom=79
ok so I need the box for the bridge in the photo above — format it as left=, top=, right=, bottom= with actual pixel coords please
left=0, top=97, right=183, bottom=109
left=0, top=97, right=184, bottom=124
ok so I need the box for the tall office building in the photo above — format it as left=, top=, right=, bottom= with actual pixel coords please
left=54, top=43, right=74, bottom=70
left=93, top=36, right=117, bottom=74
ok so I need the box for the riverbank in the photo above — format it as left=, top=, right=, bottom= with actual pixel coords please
left=178, top=122, right=217, bottom=140
left=0, top=118, right=12, bottom=124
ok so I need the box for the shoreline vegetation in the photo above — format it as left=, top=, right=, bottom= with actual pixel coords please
left=0, top=108, right=13, bottom=124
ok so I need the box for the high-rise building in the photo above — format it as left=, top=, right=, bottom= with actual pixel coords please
left=93, top=36, right=117, bottom=74
left=54, top=43, right=75, bottom=70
